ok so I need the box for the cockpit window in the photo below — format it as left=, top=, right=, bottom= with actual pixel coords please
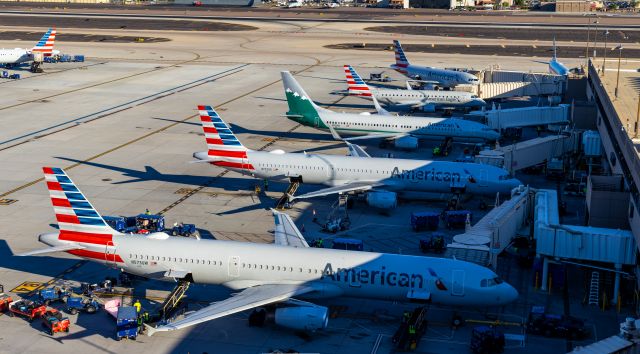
left=481, top=277, right=504, bottom=287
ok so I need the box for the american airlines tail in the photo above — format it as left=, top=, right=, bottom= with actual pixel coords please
left=344, top=65, right=372, bottom=97
left=31, top=28, right=56, bottom=56
left=23, top=167, right=124, bottom=262
left=197, top=105, right=254, bottom=172
left=281, top=71, right=332, bottom=124
left=392, top=40, right=410, bottom=74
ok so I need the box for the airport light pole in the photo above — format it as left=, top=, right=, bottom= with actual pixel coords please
left=585, top=18, right=592, bottom=64
left=602, top=30, right=609, bottom=76
left=614, top=44, right=623, bottom=99
left=592, top=20, right=600, bottom=60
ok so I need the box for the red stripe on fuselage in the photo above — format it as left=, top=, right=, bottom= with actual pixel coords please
left=67, top=249, right=123, bottom=263
left=214, top=161, right=254, bottom=170
left=208, top=150, right=247, bottom=158
left=59, top=230, right=113, bottom=245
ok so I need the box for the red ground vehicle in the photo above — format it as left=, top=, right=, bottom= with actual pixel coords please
left=8, top=300, right=47, bottom=321
left=41, top=309, right=71, bottom=336
left=0, top=293, right=13, bottom=312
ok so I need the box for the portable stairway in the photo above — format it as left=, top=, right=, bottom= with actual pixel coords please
left=275, top=181, right=300, bottom=210
left=323, top=194, right=350, bottom=232
left=588, top=271, right=600, bottom=306
left=159, top=280, right=190, bottom=321
left=392, top=307, right=429, bottom=351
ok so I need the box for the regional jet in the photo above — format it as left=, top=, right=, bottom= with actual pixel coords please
left=344, top=65, right=486, bottom=112
left=193, top=105, right=520, bottom=206
left=0, top=28, right=57, bottom=67
left=548, top=38, right=569, bottom=76
left=390, top=40, right=479, bottom=89
left=18, top=167, right=518, bottom=335
left=282, top=71, right=498, bottom=149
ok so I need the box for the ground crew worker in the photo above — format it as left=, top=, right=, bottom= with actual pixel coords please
left=312, top=209, right=317, bottom=222
left=408, top=324, right=416, bottom=336
left=317, top=238, right=324, bottom=248
left=133, top=299, right=141, bottom=313
left=536, top=125, right=542, bottom=137
left=403, top=311, right=410, bottom=323
left=433, top=146, right=441, bottom=156
left=145, top=208, right=150, bottom=215
left=263, top=179, right=269, bottom=192
left=254, top=184, right=261, bottom=194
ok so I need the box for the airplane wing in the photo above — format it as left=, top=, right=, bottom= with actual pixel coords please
left=343, top=132, right=407, bottom=141
left=15, top=243, right=85, bottom=256
left=146, top=283, right=314, bottom=336
left=290, top=181, right=378, bottom=200
left=371, top=95, right=392, bottom=116
left=345, top=142, right=371, bottom=158
left=272, top=209, right=309, bottom=248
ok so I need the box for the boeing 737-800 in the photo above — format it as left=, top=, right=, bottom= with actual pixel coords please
left=391, top=40, right=479, bottom=89
left=0, top=28, right=57, bottom=67
left=281, top=71, right=498, bottom=149
left=344, top=65, right=485, bottom=112
left=193, top=105, right=520, bottom=206
left=19, top=167, right=518, bottom=335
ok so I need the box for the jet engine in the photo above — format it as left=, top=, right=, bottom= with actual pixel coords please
left=421, top=103, right=436, bottom=113
left=249, top=303, right=329, bottom=331
left=366, top=190, right=398, bottom=209
left=393, top=136, right=419, bottom=150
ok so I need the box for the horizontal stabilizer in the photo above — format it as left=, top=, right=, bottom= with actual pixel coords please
left=16, top=243, right=85, bottom=257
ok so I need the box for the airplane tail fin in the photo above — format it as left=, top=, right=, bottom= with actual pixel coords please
left=197, top=105, right=254, bottom=171
left=281, top=71, right=330, bottom=123
left=344, top=65, right=372, bottom=97
left=43, top=167, right=120, bottom=244
left=392, top=40, right=410, bottom=73
left=31, top=28, right=56, bottom=56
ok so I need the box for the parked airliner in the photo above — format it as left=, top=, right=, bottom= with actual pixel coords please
left=0, top=28, right=57, bottom=67
left=344, top=65, right=485, bottom=112
left=548, top=38, right=569, bottom=76
left=19, top=167, right=518, bottom=335
left=390, top=40, right=479, bottom=89
left=281, top=71, right=498, bottom=149
left=193, top=105, right=520, bottom=205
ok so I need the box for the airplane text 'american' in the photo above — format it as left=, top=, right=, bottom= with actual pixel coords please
left=391, top=167, right=463, bottom=183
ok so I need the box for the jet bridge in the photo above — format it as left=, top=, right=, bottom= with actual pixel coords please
left=445, top=186, right=532, bottom=269
left=534, top=189, right=636, bottom=304
left=490, top=132, right=580, bottom=175
left=467, top=103, right=571, bottom=130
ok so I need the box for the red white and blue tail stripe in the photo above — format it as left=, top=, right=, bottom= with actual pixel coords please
left=43, top=167, right=123, bottom=263
left=198, top=105, right=254, bottom=171
left=344, top=65, right=372, bottom=97
left=31, top=28, right=56, bottom=56
left=392, top=40, right=409, bottom=74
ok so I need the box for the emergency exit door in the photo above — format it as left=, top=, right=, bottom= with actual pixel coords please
left=228, top=256, right=240, bottom=277
left=451, top=269, right=465, bottom=296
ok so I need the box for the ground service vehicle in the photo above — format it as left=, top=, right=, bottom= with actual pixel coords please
left=41, top=309, right=71, bottom=335
left=67, top=297, right=100, bottom=315
left=8, top=300, right=47, bottom=321
left=116, top=306, right=139, bottom=340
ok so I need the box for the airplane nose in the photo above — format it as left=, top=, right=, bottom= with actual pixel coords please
left=504, top=284, right=519, bottom=304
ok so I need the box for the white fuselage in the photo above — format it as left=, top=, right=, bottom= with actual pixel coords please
left=393, top=64, right=480, bottom=88
left=40, top=232, right=518, bottom=307
left=0, top=48, right=31, bottom=64
left=318, top=111, right=499, bottom=141
left=196, top=150, right=521, bottom=197
left=370, top=88, right=485, bottom=109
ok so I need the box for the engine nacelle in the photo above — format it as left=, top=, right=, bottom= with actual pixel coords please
left=421, top=103, right=436, bottom=113
left=393, top=136, right=419, bottom=150
left=274, top=305, right=329, bottom=331
left=366, top=190, right=397, bottom=209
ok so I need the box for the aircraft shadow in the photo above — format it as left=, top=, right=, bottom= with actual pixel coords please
left=0, top=240, right=80, bottom=278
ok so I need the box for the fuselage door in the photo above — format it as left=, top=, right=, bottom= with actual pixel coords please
left=228, top=256, right=240, bottom=277
left=451, top=269, right=465, bottom=296
left=105, top=241, right=117, bottom=269
left=479, top=169, right=488, bottom=187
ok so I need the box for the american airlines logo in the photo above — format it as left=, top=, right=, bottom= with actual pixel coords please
left=321, top=263, right=424, bottom=288
left=391, top=167, right=462, bottom=183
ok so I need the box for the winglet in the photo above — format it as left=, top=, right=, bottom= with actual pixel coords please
left=145, top=324, right=160, bottom=337
left=371, top=95, right=391, bottom=116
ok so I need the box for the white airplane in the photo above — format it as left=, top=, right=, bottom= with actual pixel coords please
left=391, top=40, right=480, bottom=89
left=0, top=28, right=58, bottom=67
left=281, top=71, right=498, bottom=150
left=19, top=167, right=518, bottom=335
left=193, top=105, right=521, bottom=206
left=344, top=65, right=486, bottom=112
